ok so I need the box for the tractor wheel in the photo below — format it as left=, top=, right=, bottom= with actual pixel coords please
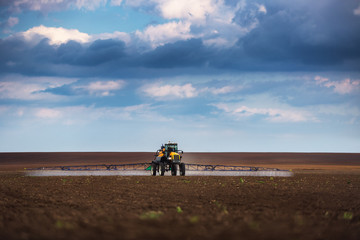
left=180, top=163, right=186, bottom=176
left=171, top=164, right=177, bottom=176
left=152, top=163, right=157, bottom=176
left=160, top=162, right=165, bottom=176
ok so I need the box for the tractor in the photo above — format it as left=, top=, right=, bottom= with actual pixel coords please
left=152, top=142, right=185, bottom=176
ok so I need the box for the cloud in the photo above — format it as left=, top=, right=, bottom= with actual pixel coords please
left=238, top=0, right=360, bottom=67
left=140, top=38, right=210, bottom=68
left=314, top=76, right=360, bottom=94
left=128, top=0, right=255, bottom=48
left=212, top=103, right=315, bottom=122
left=257, top=4, right=267, bottom=14
left=136, top=21, right=192, bottom=48
left=314, top=76, right=329, bottom=84
left=57, top=38, right=127, bottom=66
left=141, top=80, right=240, bottom=100
left=143, top=83, right=197, bottom=99
left=324, top=79, right=360, bottom=94
left=74, top=80, right=125, bottom=96
left=0, top=75, right=76, bottom=100
left=0, top=81, right=46, bottom=100
left=126, top=0, right=237, bottom=24
left=155, top=0, right=217, bottom=22
left=40, top=77, right=129, bottom=97
left=21, top=25, right=91, bottom=45
left=1, top=0, right=360, bottom=77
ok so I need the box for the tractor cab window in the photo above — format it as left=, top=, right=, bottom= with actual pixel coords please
left=165, top=144, right=178, bottom=152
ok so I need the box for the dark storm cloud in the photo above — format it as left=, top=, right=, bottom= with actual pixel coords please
left=1, top=0, right=360, bottom=77
left=0, top=37, right=129, bottom=76
left=0, top=37, right=212, bottom=77
left=239, top=0, right=360, bottom=66
left=56, top=39, right=126, bottom=66
left=139, top=39, right=210, bottom=68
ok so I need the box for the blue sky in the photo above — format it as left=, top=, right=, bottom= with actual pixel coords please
left=0, top=0, right=360, bottom=152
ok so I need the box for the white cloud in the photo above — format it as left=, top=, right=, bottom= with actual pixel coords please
left=257, top=4, right=267, bottom=14
left=0, top=81, right=45, bottom=100
left=213, top=103, right=314, bottom=122
left=136, top=21, right=192, bottom=48
left=87, top=80, right=124, bottom=91
left=202, top=37, right=229, bottom=47
left=142, top=82, right=240, bottom=99
left=128, top=0, right=255, bottom=49
left=136, top=0, right=242, bottom=26
left=354, top=5, right=360, bottom=15
left=21, top=25, right=91, bottom=45
left=74, top=80, right=125, bottom=96
left=143, top=83, right=197, bottom=99
left=314, top=75, right=329, bottom=84
left=324, top=78, right=360, bottom=94
left=0, top=75, right=76, bottom=100
left=156, top=0, right=217, bottom=22
left=11, top=1, right=261, bottom=50
left=17, top=25, right=131, bottom=46
left=314, top=76, right=360, bottom=94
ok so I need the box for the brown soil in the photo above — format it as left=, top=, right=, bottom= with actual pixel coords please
left=0, top=152, right=360, bottom=240
left=1, top=173, right=360, bottom=240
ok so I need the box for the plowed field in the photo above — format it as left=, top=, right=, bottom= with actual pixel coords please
left=0, top=173, right=359, bottom=240
left=0, top=152, right=359, bottom=240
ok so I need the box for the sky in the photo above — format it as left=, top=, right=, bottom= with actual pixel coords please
left=0, top=0, right=360, bottom=152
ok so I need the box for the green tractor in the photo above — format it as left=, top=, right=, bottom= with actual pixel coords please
left=152, top=142, right=185, bottom=176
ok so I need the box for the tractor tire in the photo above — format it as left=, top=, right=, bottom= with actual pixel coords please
left=160, top=162, right=165, bottom=176
left=171, top=164, right=177, bottom=176
left=152, top=163, right=157, bottom=176
left=180, top=163, right=186, bottom=176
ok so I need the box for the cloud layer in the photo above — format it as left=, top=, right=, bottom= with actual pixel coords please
left=1, top=0, right=359, bottom=77
left=1, top=0, right=360, bottom=152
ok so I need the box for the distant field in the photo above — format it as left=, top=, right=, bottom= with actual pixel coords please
left=1, top=152, right=360, bottom=173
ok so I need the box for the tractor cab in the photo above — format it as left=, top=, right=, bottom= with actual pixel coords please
left=152, top=142, right=185, bottom=176
left=164, top=142, right=183, bottom=155
left=164, top=142, right=183, bottom=162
